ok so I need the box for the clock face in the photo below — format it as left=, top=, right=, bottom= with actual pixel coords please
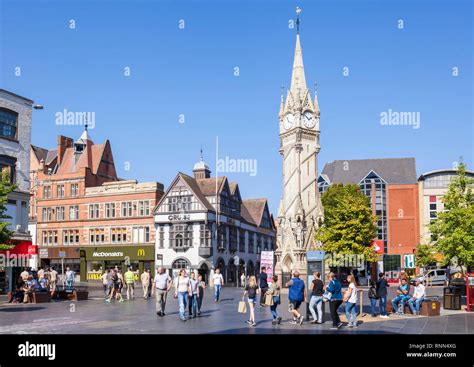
left=303, top=111, right=315, bottom=128
left=284, top=113, right=294, bottom=130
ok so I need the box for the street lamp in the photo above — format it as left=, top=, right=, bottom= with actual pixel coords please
left=33, top=104, right=44, bottom=110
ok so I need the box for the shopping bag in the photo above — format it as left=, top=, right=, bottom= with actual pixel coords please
left=264, top=293, right=274, bottom=306
left=238, top=300, right=247, bottom=313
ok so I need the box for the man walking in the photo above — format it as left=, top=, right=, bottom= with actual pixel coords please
left=376, top=272, right=390, bottom=318
left=258, top=267, right=269, bottom=307
left=188, top=272, right=199, bottom=318
left=49, top=267, right=58, bottom=297
left=152, top=267, right=172, bottom=317
left=212, top=268, right=224, bottom=302
left=65, top=267, right=75, bottom=289
left=124, top=267, right=135, bottom=300
left=286, top=271, right=306, bottom=325
left=141, top=269, right=150, bottom=299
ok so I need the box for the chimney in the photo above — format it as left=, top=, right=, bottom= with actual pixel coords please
left=57, top=135, right=73, bottom=166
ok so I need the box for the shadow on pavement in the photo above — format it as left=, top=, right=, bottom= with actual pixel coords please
left=0, top=306, right=46, bottom=312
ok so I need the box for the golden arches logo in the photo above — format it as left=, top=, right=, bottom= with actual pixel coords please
left=137, top=249, right=145, bottom=257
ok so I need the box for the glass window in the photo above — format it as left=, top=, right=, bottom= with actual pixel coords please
left=0, top=108, right=18, bottom=139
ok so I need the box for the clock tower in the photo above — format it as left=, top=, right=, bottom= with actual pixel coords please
left=275, top=8, right=324, bottom=280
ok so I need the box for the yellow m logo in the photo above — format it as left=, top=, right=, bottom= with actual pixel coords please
left=137, top=248, right=145, bottom=257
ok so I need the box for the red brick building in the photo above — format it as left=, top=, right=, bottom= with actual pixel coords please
left=318, top=158, right=419, bottom=278
left=30, top=128, right=163, bottom=280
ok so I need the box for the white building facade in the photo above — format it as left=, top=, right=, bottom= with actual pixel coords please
left=154, top=160, right=276, bottom=283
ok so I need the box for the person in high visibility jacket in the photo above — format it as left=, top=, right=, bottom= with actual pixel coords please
left=125, top=267, right=135, bottom=300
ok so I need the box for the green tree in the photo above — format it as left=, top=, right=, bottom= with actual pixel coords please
left=429, top=162, right=474, bottom=274
left=0, top=170, right=16, bottom=250
left=316, top=183, right=377, bottom=262
left=415, top=243, right=436, bottom=268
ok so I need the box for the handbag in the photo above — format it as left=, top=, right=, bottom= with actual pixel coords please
left=323, top=290, right=332, bottom=302
left=264, top=293, right=274, bottom=306
left=238, top=298, right=247, bottom=313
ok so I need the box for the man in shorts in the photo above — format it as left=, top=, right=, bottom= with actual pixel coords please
left=286, top=271, right=306, bottom=325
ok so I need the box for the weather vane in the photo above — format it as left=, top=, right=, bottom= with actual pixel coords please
left=296, top=6, right=302, bottom=34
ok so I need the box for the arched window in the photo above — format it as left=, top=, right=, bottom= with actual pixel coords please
left=172, top=259, right=189, bottom=270
left=0, top=108, right=18, bottom=139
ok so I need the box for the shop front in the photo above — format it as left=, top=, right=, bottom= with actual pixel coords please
left=80, top=245, right=155, bottom=282
left=0, top=241, right=37, bottom=293
left=39, top=247, right=81, bottom=276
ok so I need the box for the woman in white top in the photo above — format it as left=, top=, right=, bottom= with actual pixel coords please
left=344, top=275, right=359, bottom=328
left=174, top=269, right=191, bottom=321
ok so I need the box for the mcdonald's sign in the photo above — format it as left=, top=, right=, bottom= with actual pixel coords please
left=137, top=248, right=146, bottom=257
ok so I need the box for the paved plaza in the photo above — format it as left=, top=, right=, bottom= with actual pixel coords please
left=0, top=285, right=472, bottom=334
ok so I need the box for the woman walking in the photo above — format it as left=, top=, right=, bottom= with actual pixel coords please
left=243, top=275, right=259, bottom=327
left=309, top=272, right=324, bottom=324
left=326, top=272, right=343, bottom=330
left=267, top=275, right=282, bottom=325
left=344, top=275, right=359, bottom=328
left=174, top=269, right=191, bottom=322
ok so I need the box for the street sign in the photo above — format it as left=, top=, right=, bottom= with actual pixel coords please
left=233, top=255, right=240, bottom=266
left=372, top=240, right=384, bottom=254
left=59, top=251, right=66, bottom=258
left=156, top=254, right=163, bottom=261
left=402, top=254, right=415, bottom=268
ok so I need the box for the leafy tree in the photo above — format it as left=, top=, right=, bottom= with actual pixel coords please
left=429, top=162, right=474, bottom=274
left=316, top=183, right=377, bottom=262
left=0, top=170, right=16, bottom=250
left=415, top=243, right=436, bottom=268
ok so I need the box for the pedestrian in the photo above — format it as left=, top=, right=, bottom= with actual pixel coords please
left=408, top=278, right=426, bottom=316
left=344, top=275, right=359, bottom=328
left=188, top=272, right=199, bottom=318
left=102, top=269, right=110, bottom=297
left=174, top=269, right=191, bottom=321
left=197, top=274, right=206, bottom=316
left=258, top=267, right=269, bottom=307
left=106, top=270, right=124, bottom=303
left=152, top=267, right=172, bottom=317
left=267, top=275, right=282, bottom=325
left=212, top=268, right=224, bottom=302
left=376, top=272, right=390, bottom=318
left=240, top=273, right=246, bottom=288
left=243, top=275, right=259, bottom=327
left=391, top=278, right=410, bottom=315
left=285, top=271, right=306, bottom=326
left=368, top=280, right=379, bottom=317
left=326, top=272, right=343, bottom=330
left=148, top=270, right=153, bottom=299
left=65, top=267, right=75, bottom=289
left=37, top=267, right=45, bottom=281
left=309, top=272, right=324, bottom=324
left=141, top=269, right=150, bottom=299
left=125, top=267, right=135, bottom=300
left=49, top=267, right=58, bottom=297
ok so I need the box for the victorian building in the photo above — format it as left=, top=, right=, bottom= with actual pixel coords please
left=153, top=157, right=276, bottom=283
left=275, top=12, right=324, bottom=283
left=30, top=127, right=163, bottom=280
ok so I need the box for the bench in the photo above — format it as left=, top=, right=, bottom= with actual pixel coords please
left=387, top=299, right=440, bottom=316
left=6, top=291, right=51, bottom=304
left=54, top=289, right=88, bottom=302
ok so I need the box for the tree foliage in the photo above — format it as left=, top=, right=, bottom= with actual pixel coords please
left=429, top=162, right=474, bottom=273
left=316, top=183, right=377, bottom=262
left=0, top=170, right=16, bottom=250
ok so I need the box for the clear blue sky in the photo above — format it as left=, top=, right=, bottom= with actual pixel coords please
left=1, top=0, right=472, bottom=214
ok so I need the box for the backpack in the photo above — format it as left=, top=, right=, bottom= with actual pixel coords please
left=368, top=286, right=378, bottom=299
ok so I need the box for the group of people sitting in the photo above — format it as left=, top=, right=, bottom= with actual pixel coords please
left=7, top=266, right=62, bottom=303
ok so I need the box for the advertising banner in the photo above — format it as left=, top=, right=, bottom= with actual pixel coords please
left=260, top=251, right=274, bottom=282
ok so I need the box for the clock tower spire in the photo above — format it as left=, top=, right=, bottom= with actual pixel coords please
left=275, top=7, right=324, bottom=279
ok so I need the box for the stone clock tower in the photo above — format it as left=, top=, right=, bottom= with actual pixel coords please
left=275, top=8, right=324, bottom=280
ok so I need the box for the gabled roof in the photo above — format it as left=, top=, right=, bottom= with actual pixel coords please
left=321, top=158, right=417, bottom=185
left=241, top=199, right=268, bottom=226
left=55, top=142, right=107, bottom=175
left=31, top=145, right=48, bottom=162
left=196, top=176, right=228, bottom=196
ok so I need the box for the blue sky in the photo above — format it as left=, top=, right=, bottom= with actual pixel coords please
left=1, top=0, right=472, bottom=214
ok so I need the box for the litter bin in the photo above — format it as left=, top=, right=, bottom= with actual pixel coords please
left=443, top=287, right=461, bottom=310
